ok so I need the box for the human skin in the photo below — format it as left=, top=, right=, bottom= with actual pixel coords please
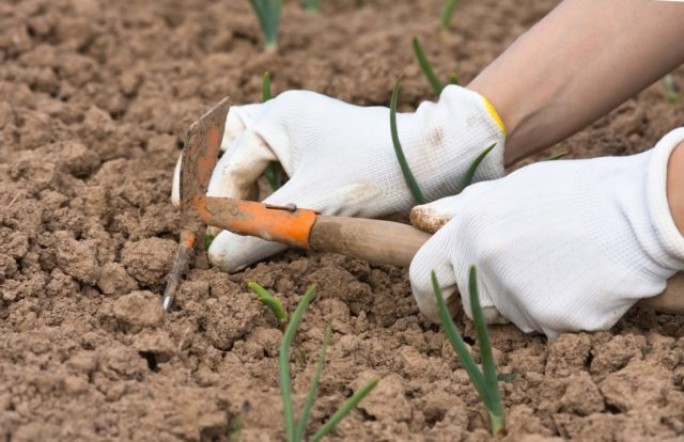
left=468, top=0, right=684, bottom=233
left=668, top=142, right=684, bottom=234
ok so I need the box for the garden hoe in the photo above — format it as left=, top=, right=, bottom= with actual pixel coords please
left=163, top=97, right=684, bottom=315
left=162, top=96, right=230, bottom=312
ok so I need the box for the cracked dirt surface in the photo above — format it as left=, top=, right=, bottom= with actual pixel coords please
left=2, top=0, right=684, bottom=440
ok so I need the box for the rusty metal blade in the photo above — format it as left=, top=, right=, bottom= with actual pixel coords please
left=162, top=96, right=230, bottom=312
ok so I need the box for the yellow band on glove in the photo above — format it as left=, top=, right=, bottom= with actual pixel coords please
left=481, top=96, right=507, bottom=136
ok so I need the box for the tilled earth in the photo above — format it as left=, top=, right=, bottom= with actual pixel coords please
left=2, top=0, right=684, bottom=440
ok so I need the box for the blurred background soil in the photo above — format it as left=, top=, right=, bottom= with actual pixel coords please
left=1, top=0, right=684, bottom=440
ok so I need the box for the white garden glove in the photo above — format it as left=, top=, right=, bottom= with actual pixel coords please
left=409, top=128, right=684, bottom=339
left=172, top=86, right=506, bottom=272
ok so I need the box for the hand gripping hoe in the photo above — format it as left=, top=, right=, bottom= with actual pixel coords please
left=163, top=97, right=684, bottom=315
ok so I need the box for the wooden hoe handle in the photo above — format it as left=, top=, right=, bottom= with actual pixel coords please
left=308, top=215, right=684, bottom=315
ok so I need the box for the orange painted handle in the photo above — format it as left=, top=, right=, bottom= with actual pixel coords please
left=193, top=196, right=317, bottom=248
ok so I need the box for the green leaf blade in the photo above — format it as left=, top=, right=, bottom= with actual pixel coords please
left=302, top=0, right=321, bottom=11
left=441, top=0, right=459, bottom=32
left=279, top=283, right=318, bottom=442
left=248, top=282, right=289, bottom=325
left=310, top=377, right=380, bottom=442
left=412, top=37, right=444, bottom=95
left=261, top=71, right=282, bottom=191
left=467, top=266, right=505, bottom=433
left=203, top=233, right=215, bottom=250
left=461, top=142, right=497, bottom=189
left=542, top=151, right=567, bottom=161
left=390, top=78, right=427, bottom=205
left=262, top=72, right=272, bottom=102
left=431, top=271, right=487, bottom=398
left=663, top=74, right=683, bottom=104
left=295, top=326, right=332, bottom=441
left=264, top=163, right=281, bottom=190
left=249, top=0, right=282, bottom=49
left=448, top=72, right=460, bottom=86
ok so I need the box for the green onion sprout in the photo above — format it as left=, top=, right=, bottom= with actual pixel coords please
left=412, top=37, right=459, bottom=95
left=302, top=0, right=321, bottom=11
left=448, top=72, right=460, bottom=85
left=248, top=282, right=289, bottom=326
left=262, top=72, right=282, bottom=190
left=413, top=37, right=444, bottom=95
left=279, top=283, right=379, bottom=441
left=390, top=77, right=427, bottom=204
left=441, top=0, right=459, bottom=32
left=663, top=74, right=683, bottom=104
left=542, top=151, right=567, bottom=161
left=461, top=142, right=496, bottom=189
left=262, top=71, right=272, bottom=101
left=432, top=266, right=506, bottom=436
left=203, top=233, right=215, bottom=250
left=249, top=0, right=282, bottom=51
left=309, top=377, right=380, bottom=442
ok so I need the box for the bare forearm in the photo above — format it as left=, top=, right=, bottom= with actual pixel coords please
left=668, top=141, right=684, bottom=235
left=469, top=0, right=684, bottom=165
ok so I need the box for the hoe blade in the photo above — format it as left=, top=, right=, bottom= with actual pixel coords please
left=162, top=96, right=230, bottom=312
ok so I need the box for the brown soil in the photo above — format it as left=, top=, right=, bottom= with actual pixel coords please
left=2, top=0, right=684, bottom=440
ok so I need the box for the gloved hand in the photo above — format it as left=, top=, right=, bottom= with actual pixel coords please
left=172, top=86, right=506, bottom=272
left=409, top=128, right=684, bottom=339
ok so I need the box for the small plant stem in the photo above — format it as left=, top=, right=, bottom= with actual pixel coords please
left=542, top=151, right=567, bottom=161
left=309, top=377, right=380, bottom=442
left=431, top=271, right=487, bottom=398
left=262, top=71, right=272, bottom=101
left=448, top=72, right=460, bottom=85
left=295, top=326, right=332, bottom=441
left=203, top=233, right=215, bottom=250
left=302, top=0, right=321, bottom=11
left=461, top=142, right=497, bottom=189
left=412, top=37, right=444, bottom=95
left=467, top=266, right=505, bottom=435
left=663, top=74, right=683, bottom=104
left=441, top=0, right=459, bottom=32
left=279, top=283, right=317, bottom=442
left=390, top=77, right=426, bottom=204
left=489, top=412, right=506, bottom=437
left=264, top=164, right=281, bottom=190
left=432, top=269, right=506, bottom=435
left=248, top=282, right=289, bottom=326
left=250, top=0, right=282, bottom=50
left=262, top=71, right=282, bottom=190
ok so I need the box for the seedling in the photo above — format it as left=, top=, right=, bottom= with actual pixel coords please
left=497, top=371, right=518, bottom=383
left=262, top=72, right=282, bottom=190
left=461, top=142, right=497, bottom=189
left=432, top=266, right=505, bottom=436
left=248, top=282, right=289, bottom=326
left=541, top=151, right=567, bottom=161
left=262, top=71, right=273, bottom=101
left=280, top=283, right=380, bottom=441
left=204, top=233, right=215, bottom=250
left=390, top=77, right=427, bottom=204
left=390, top=76, right=492, bottom=202
left=412, top=37, right=459, bottom=96
left=302, top=0, right=321, bottom=11
left=663, top=74, right=683, bottom=104
left=448, top=73, right=460, bottom=85
left=249, top=0, right=282, bottom=51
left=441, top=0, right=459, bottom=32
